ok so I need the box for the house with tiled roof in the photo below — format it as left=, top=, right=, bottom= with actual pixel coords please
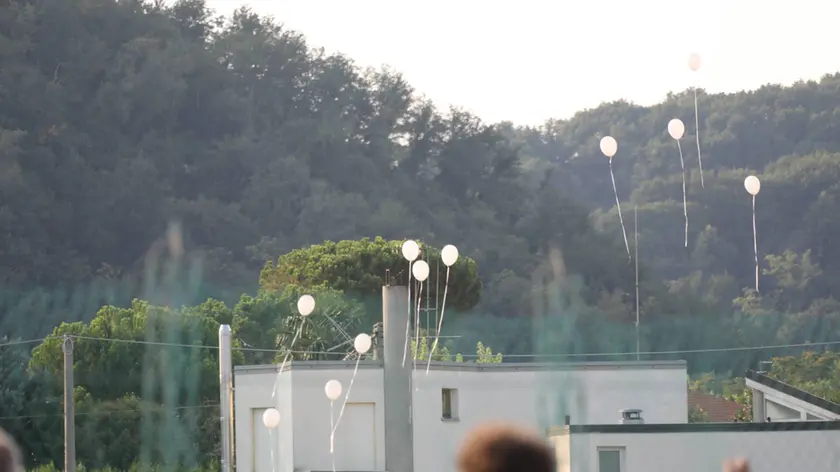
left=688, top=389, right=742, bottom=422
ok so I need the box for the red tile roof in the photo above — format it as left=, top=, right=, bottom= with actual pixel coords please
left=688, top=390, right=743, bottom=422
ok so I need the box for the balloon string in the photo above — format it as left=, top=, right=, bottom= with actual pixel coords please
left=609, top=158, right=631, bottom=260
left=693, top=87, right=705, bottom=189
left=401, top=261, right=413, bottom=367
left=329, top=400, right=335, bottom=454
left=332, top=354, right=361, bottom=440
left=677, top=140, right=688, bottom=248
left=413, top=281, right=424, bottom=382
left=752, top=195, right=759, bottom=292
left=269, top=429, right=276, bottom=472
left=272, top=318, right=306, bottom=398
left=426, top=267, right=450, bottom=375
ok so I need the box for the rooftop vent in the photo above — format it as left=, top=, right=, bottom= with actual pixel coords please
left=620, top=408, right=644, bottom=425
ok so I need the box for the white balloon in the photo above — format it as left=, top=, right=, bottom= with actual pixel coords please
left=412, top=260, right=430, bottom=282
left=441, top=245, right=459, bottom=267
left=297, top=294, right=315, bottom=317
left=599, top=136, right=618, bottom=158
left=401, top=240, right=420, bottom=261
left=667, top=119, right=685, bottom=140
left=745, top=175, right=761, bottom=196
left=354, top=333, right=372, bottom=354
left=324, top=379, right=342, bottom=401
left=688, top=53, right=702, bottom=72
left=262, top=408, right=281, bottom=428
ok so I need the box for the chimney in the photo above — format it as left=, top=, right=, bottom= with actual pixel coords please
left=620, top=409, right=644, bottom=425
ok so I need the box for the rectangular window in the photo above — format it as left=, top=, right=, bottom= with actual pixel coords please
left=597, top=447, right=624, bottom=472
left=441, top=388, right=459, bottom=420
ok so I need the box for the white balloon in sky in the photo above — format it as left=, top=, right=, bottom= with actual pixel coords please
left=599, top=136, right=618, bottom=158
left=402, top=240, right=420, bottom=262
left=325, top=380, right=343, bottom=401
left=441, top=245, right=459, bottom=267
left=262, top=408, right=280, bottom=428
left=412, top=260, right=430, bottom=282
left=667, top=119, right=685, bottom=140
left=688, top=53, right=702, bottom=72
left=744, top=175, right=761, bottom=196
left=354, top=333, right=372, bottom=354
left=297, top=294, right=315, bottom=317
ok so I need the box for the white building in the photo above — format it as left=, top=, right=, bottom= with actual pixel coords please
left=549, top=421, right=840, bottom=472
left=745, top=370, right=840, bottom=422
left=233, top=286, right=689, bottom=472
left=234, top=359, right=688, bottom=472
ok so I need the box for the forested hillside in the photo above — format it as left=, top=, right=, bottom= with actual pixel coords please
left=1, top=0, right=840, bottom=355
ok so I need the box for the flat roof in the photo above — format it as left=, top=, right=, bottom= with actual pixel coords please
left=547, top=421, right=840, bottom=435
left=746, top=370, right=840, bottom=415
left=234, top=359, right=686, bottom=375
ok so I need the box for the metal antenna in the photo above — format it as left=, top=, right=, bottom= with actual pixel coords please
left=435, top=257, right=441, bottom=332
left=417, top=248, right=438, bottom=336
left=634, top=206, right=640, bottom=361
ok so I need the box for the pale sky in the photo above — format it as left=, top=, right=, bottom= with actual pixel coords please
left=206, top=0, right=840, bottom=126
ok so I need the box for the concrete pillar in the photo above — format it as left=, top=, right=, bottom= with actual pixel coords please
left=383, top=285, right=414, bottom=472
left=752, top=389, right=766, bottom=422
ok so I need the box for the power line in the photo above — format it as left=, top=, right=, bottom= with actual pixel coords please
left=499, top=339, right=840, bottom=358
left=0, top=338, right=45, bottom=348
left=10, top=334, right=840, bottom=359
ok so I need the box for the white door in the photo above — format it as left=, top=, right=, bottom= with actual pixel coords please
left=333, top=403, right=376, bottom=471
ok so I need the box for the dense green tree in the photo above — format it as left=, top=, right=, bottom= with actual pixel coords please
left=232, top=285, right=366, bottom=364
left=259, top=238, right=482, bottom=311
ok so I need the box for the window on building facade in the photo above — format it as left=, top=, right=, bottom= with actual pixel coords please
left=597, top=447, right=624, bottom=472
left=441, top=388, right=459, bottom=420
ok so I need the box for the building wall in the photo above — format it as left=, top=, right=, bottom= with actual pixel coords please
left=749, top=385, right=840, bottom=422
left=235, top=360, right=686, bottom=472
left=549, top=433, right=571, bottom=472
left=288, top=364, right=386, bottom=472
left=765, top=400, right=801, bottom=422
left=234, top=366, right=294, bottom=472
left=556, top=428, right=840, bottom=472
left=234, top=362, right=385, bottom=472
left=411, top=362, right=687, bottom=472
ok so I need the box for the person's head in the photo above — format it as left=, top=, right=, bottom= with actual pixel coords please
left=457, top=423, right=555, bottom=472
left=724, top=458, right=750, bottom=472
left=0, top=428, right=22, bottom=472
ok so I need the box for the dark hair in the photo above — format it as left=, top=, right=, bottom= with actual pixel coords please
left=0, top=428, right=22, bottom=472
left=457, top=423, right=555, bottom=472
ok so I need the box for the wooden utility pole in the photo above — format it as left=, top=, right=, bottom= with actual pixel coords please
left=63, top=335, right=76, bottom=472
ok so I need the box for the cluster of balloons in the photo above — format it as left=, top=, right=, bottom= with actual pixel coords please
left=400, top=240, right=459, bottom=370
left=400, top=240, right=459, bottom=279
left=260, top=241, right=462, bottom=469
left=262, top=325, right=376, bottom=472
left=599, top=52, right=763, bottom=288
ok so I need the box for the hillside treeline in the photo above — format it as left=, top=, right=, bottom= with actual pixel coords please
left=1, top=0, right=839, bottom=354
